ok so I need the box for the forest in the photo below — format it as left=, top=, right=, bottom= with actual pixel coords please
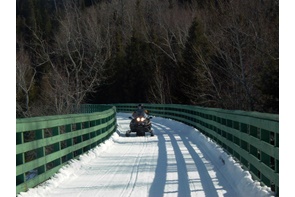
left=16, top=0, right=279, bottom=118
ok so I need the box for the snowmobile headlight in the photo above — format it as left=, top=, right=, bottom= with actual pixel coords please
left=136, top=117, right=145, bottom=122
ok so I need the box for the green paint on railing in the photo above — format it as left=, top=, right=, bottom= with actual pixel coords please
left=16, top=106, right=116, bottom=195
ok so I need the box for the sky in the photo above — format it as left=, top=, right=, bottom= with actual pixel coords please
left=17, top=113, right=275, bottom=197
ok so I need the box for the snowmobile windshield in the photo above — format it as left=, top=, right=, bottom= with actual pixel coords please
left=133, top=109, right=147, bottom=118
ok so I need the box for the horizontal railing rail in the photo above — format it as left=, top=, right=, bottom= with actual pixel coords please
left=16, top=106, right=116, bottom=195
left=16, top=103, right=279, bottom=196
left=109, top=103, right=279, bottom=195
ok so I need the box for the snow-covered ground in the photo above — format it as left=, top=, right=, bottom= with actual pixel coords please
left=17, top=113, right=275, bottom=197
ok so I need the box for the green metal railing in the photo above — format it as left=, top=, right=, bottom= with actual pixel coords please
left=109, top=103, right=279, bottom=195
left=16, top=103, right=279, bottom=196
left=16, top=106, right=116, bottom=195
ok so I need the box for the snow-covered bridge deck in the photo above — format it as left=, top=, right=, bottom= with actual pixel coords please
left=18, top=113, right=274, bottom=197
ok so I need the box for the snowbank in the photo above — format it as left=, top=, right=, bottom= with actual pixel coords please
left=17, top=132, right=120, bottom=197
left=186, top=121, right=275, bottom=197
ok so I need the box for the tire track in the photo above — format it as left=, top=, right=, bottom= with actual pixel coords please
left=120, top=137, right=147, bottom=197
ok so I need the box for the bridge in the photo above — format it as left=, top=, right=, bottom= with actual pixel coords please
left=16, top=104, right=279, bottom=196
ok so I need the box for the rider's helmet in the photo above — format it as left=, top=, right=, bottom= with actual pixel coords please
left=138, top=104, right=143, bottom=109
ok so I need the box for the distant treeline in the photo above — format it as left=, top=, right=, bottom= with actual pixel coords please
left=16, top=0, right=278, bottom=117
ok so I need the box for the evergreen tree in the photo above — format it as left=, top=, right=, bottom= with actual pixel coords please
left=123, top=36, right=153, bottom=102
left=257, top=60, right=279, bottom=113
left=179, top=17, right=212, bottom=105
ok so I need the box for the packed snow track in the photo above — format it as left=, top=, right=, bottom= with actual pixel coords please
left=18, top=113, right=274, bottom=197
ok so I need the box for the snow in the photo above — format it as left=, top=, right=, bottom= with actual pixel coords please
left=17, top=113, right=275, bottom=197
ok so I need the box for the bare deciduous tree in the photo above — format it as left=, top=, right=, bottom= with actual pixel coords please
left=196, top=0, right=276, bottom=110
left=16, top=44, right=36, bottom=117
left=24, top=1, right=113, bottom=115
left=148, top=55, right=172, bottom=104
left=52, top=1, right=111, bottom=108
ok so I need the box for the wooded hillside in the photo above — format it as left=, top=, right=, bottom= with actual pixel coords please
left=16, top=0, right=279, bottom=117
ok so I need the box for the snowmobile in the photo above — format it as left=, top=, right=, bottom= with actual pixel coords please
left=126, top=110, right=154, bottom=137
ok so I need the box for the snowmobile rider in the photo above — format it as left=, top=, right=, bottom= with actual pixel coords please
left=132, top=104, right=149, bottom=118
